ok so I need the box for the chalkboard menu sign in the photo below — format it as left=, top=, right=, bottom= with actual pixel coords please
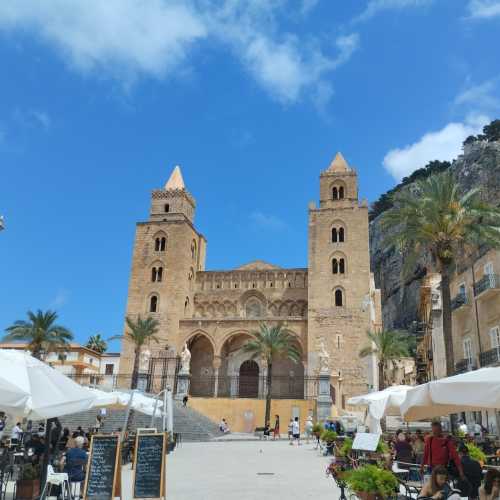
left=83, top=435, right=121, bottom=500
left=133, top=433, right=166, bottom=499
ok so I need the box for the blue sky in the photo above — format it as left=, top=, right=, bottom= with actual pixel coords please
left=1, top=0, right=500, bottom=350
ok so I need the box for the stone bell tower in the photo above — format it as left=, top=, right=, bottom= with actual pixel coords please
left=307, top=153, right=379, bottom=409
left=120, top=166, right=206, bottom=380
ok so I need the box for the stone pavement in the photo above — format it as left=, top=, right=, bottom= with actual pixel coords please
left=163, top=440, right=339, bottom=500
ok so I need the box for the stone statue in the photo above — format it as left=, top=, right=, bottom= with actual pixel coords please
left=139, top=349, right=151, bottom=372
left=317, top=338, right=330, bottom=374
left=180, top=342, right=191, bottom=374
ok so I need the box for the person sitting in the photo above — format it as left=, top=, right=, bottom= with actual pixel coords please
left=64, top=436, right=87, bottom=484
left=263, top=422, right=271, bottom=440
left=418, top=465, right=461, bottom=499
left=219, top=419, right=230, bottom=434
left=479, top=469, right=500, bottom=500
left=394, top=430, right=414, bottom=467
left=25, top=434, right=45, bottom=462
left=458, top=444, right=482, bottom=499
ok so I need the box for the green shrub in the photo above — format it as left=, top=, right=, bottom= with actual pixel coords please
left=312, top=423, right=323, bottom=435
left=338, top=437, right=353, bottom=457
left=344, top=465, right=398, bottom=497
left=376, top=439, right=390, bottom=454
left=320, top=429, right=337, bottom=443
left=466, top=442, right=486, bottom=463
left=20, top=464, right=40, bottom=481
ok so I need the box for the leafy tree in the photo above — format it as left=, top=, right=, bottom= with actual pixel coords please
left=243, top=323, right=300, bottom=427
left=359, top=330, right=412, bottom=390
left=3, top=310, right=73, bottom=360
left=483, top=119, right=500, bottom=142
left=86, top=334, right=108, bottom=353
left=110, top=316, right=160, bottom=389
left=381, top=171, right=500, bottom=375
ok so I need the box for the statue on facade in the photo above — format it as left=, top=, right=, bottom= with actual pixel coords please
left=139, top=349, right=151, bottom=372
left=317, top=338, right=330, bottom=374
left=180, top=342, right=191, bottom=374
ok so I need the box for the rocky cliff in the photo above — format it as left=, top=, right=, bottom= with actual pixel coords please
left=369, top=140, right=500, bottom=330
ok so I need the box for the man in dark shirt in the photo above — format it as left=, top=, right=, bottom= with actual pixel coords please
left=459, top=444, right=482, bottom=499
left=421, top=421, right=464, bottom=478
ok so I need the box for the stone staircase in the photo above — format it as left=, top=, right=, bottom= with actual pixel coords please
left=5, top=402, right=220, bottom=442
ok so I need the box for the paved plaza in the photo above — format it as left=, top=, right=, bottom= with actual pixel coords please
left=164, top=440, right=338, bottom=500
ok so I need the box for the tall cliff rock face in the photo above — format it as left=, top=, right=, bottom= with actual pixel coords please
left=369, top=140, right=500, bottom=330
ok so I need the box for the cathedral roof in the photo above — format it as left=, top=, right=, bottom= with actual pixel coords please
left=326, top=152, right=351, bottom=173
left=235, top=260, right=282, bottom=270
left=165, top=165, right=185, bottom=190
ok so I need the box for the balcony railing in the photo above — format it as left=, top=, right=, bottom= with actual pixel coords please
left=454, top=358, right=477, bottom=374
left=451, top=292, right=469, bottom=311
left=480, top=347, right=500, bottom=367
left=474, top=274, right=500, bottom=297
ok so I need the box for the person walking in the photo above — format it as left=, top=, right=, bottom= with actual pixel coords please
left=288, top=419, right=294, bottom=443
left=292, top=417, right=301, bottom=446
left=273, top=415, right=280, bottom=440
left=11, top=422, right=23, bottom=445
left=459, top=444, right=482, bottom=499
left=421, top=421, right=464, bottom=480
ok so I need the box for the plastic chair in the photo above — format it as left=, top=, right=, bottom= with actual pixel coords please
left=39, top=465, right=72, bottom=500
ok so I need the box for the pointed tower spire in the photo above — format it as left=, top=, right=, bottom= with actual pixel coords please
left=165, top=165, right=185, bottom=190
left=327, top=152, right=350, bottom=172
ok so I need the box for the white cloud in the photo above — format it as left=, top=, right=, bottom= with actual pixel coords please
left=355, top=0, right=432, bottom=22
left=50, top=288, right=70, bottom=309
left=383, top=114, right=489, bottom=181
left=467, top=0, right=500, bottom=18
left=0, top=0, right=357, bottom=106
left=300, top=0, right=320, bottom=16
left=250, top=211, right=287, bottom=230
left=454, top=78, right=500, bottom=112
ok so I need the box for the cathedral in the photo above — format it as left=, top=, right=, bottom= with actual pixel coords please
left=120, top=153, right=382, bottom=417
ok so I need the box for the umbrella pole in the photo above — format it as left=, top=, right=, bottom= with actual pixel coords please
left=40, top=417, right=55, bottom=488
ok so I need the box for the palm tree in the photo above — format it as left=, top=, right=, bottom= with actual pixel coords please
left=3, top=310, right=73, bottom=360
left=359, top=330, right=413, bottom=390
left=110, top=316, right=160, bottom=389
left=243, top=323, right=301, bottom=427
left=381, top=171, right=500, bottom=376
left=86, top=334, right=108, bottom=353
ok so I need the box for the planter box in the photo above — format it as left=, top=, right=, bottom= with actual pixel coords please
left=355, top=492, right=378, bottom=500
left=16, top=479, right=40, bottom=500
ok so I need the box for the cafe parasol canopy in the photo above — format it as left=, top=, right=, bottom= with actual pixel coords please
left=347, top=385, right=412, bottom=433
left=401, top=366, right=500, bottom=421
left=0, top=349, right=96, bottom=419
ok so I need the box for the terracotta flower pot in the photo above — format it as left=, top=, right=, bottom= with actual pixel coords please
left=16, top=479, right=40, bottom=500
left=355, top=492, right=378, bottom=500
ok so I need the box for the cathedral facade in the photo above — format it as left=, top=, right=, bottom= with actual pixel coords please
left=120, top=153, right=382, bottom=411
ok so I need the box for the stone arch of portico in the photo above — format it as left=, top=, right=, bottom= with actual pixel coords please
left=184, top=330, right=216, bottom=397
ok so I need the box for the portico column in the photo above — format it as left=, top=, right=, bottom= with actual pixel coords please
left=213, top=355, right=222, bottom=398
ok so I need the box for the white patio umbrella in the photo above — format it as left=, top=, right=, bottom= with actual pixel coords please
left=348, top=385, right=413, bottom=433
left=88, top=388, right=164, bottom=416
left=0, top=349, right=97, bottom=419
left=401, top=366, right=500, bottom=421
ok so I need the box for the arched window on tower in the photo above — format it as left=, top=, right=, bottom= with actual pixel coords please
left=160, top=237, right=166, bottom=251
left=338, top=227, right=345, bottom=242
left=334, top=289, right=343, bottom=307
left=151, top=267, right=157, bottom=282
left=339, top=258, right=345, bottom=274
left=332, top=258, right=339, bottom=274
left=332, top=187, right=338, bottom=200
left=332, top=227, right=338, bottom=243
left=157, top=267, right=163, bottom=282
left=339, top=186, right=345, bottom=199
left=164, top=203, right=170, bottom=213
left=155, top=238, right=160, bottom=252
left=150, top=295, right=158, bottom=312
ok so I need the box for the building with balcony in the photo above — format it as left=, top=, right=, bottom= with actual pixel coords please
left=417, top=249, right=500, bottom=434
left=0, top=342, right=121, bottom=389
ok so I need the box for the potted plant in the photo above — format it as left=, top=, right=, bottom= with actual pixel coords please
left=312, top=423, right=323, bottom=438
left=466, top=442, right=487, bottom=466
left=320, top=429, right=337, bottom=444
left=344, top=464, right=398, bottom=500
left=338, top=436, right=353, bottom=457
left=16, top=463, right=40, bottom=500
